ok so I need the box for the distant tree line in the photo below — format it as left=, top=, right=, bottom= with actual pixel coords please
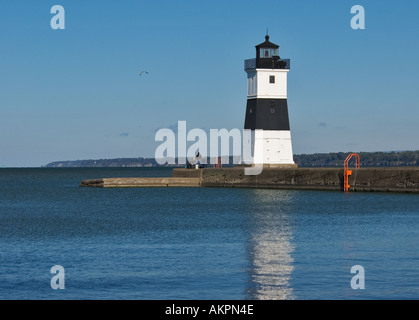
left=294, top=151, right=419, bottom=167
left=44, top=158, right=168, bottom=168
left=45, top=151, right=419, bottom=168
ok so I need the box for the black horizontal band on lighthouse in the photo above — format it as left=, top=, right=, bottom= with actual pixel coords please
left=244, top=98, right=290, bottom=131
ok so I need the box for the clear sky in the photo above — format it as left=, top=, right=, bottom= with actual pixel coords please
left=1, top=0, right=418, bottom=167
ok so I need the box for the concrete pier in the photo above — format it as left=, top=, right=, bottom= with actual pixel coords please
left=80, top=167, right=419, bottom=193
left=80, top=177, right=201, bottom=188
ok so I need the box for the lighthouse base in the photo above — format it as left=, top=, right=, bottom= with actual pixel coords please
left=253, top=130, right=295, bottom=165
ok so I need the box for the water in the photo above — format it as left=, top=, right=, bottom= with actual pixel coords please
left=0, top=168, right=418, bottom=300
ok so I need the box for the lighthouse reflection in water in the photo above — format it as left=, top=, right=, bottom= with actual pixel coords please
left=246, top=189, right=295, bottom=300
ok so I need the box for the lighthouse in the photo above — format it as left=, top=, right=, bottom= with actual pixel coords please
left=244, top=35, right=296, bottom=167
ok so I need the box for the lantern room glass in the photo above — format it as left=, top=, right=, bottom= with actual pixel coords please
left=260, top=48, right=279, bottom=58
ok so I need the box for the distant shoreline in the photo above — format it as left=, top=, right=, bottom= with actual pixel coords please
left=42, top=151, right=419, bottom=168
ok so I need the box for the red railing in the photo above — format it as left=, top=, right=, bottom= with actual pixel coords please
left=213, top=157, right=222, bottom=168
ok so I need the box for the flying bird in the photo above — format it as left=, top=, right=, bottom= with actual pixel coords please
left=140, top=71, right=149, bottom=76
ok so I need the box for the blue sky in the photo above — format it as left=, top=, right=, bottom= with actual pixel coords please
left=1, top=0, right=418, bottom=167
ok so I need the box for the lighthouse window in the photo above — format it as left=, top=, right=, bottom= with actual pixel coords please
left=269, top=75, right=275, bottom=84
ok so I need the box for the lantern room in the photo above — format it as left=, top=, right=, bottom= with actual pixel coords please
left=256, top=35, right=279, bottom=59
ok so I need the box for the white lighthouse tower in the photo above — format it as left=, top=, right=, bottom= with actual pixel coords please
left=244, top=35, right=296, bottom=167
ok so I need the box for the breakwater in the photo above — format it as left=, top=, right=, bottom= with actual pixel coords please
left=79, top=177, right=201, bottom=188
left=80, top=167, right=419, bottom=193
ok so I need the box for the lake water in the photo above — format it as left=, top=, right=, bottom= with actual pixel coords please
left=0, top=168, right=418, bottom=300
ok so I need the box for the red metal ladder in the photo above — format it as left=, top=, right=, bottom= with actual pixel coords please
left=344, top=153, right=360, bottom=192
